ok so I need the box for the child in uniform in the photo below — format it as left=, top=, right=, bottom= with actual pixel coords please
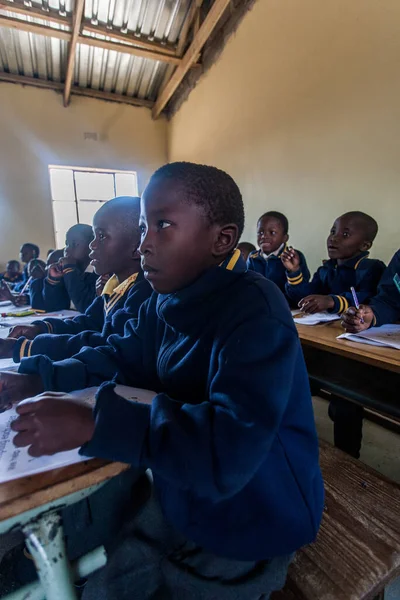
left=46, top=224, right=97, bottom=313
left=0, top=197, right=151, bottom=363
left=237, top=241, right=256, bottom=261
left=282, top=211, right=386, bottom=314
left=0, top=261, right=23, bottom=286
left=342, top=248, right=400, bottom=330
left=247, top=211, right=309, bottom=303
left=1, top=163, right=323, bottom=600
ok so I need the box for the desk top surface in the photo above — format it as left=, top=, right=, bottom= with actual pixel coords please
left=0, top=459, right=129, bottom=522
left=297, top=322, right=400, bottom=373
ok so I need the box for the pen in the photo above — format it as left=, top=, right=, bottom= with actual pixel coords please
left=350, top=287, right=364, bottom=324
left=19, top=276, right=32, bottom=296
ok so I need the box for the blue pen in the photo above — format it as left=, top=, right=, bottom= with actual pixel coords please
left=350, top=287, right=364, bottom=324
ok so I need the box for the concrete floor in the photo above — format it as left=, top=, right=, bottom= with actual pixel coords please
left=1, top=397, right=399, bottom=598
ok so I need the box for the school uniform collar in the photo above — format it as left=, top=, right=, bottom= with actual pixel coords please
left=157, top=249, right=245, bottom=331
left=262, top=242, right=286, bottom=260
left=102, top=272, right=140, bottom=297
left=326, top=251, right=370, bottom=270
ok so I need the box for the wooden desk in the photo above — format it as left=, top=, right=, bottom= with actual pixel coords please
left=297, top=322, right=400, bottom=419
left=0, top=459, right=129, bottom=600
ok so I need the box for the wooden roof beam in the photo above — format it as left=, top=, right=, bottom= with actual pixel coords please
left=0, top=13, right=69, bottom=40
left=152, top=0, right=230, bottom=119
left=0, top=71, right=153, bottom=108
left=63, top=0, right=85, bottom=107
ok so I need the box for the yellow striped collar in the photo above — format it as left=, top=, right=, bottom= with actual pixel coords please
left=102, top=272, right=139, bottom=297
left=219, top=248, right=242, bottom=271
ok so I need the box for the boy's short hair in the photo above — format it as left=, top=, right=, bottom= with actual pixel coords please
left=150, top=162, right=245, bottom=237
left=238, top=242, right=256, bottom=254
left=341, top=211, right=378, bottom=242
left=23, top=243, right=40, bottom=258
left=67, top=224, right=94, bottom=244
left=7, top=260, right=20, bottom=270
left=258, top=211, right=289, bottom=235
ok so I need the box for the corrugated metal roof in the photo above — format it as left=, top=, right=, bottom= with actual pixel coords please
left=0, top=0, right=192, bottom=102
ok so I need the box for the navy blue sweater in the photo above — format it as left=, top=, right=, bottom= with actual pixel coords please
left=29, top=277, right=71, bottom=312
left=45, top=265, right=97, bottom=314
left=14, top=273, right=151, bottom=362
left=286, top=252, right=386, bottom=313
left=19, top=252, right=324, bottom=560
left=370, top=250, right=400, bottom=326
left=247, top=245, right=310, bottom=305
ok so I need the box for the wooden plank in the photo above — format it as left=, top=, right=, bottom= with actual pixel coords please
left=152, top=0, right=230, bottom=118
left=0, top=459, right=129, bottom=521
left=63, top=0, right=85, bottom=107
left=284, top=441, right=400, bottom=600
left=0, top=0, right=70, bottom=26
left=0, top=13, right=70, bottom=40
left=297, top=322, right=400, bottom=373
left=0, top=72, right=153, bottom=108
left=79, top=34, right=181, bottom=65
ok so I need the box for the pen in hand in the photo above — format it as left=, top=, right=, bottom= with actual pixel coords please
left=350, top=286, right=364, bottom=324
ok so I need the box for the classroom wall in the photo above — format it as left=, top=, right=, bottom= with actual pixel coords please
left=0, top=83, right=168, bottom=270
left=168, top=0, right=400, bottom=273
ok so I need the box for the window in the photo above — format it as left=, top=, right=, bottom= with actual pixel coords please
left=48, top=166, right=138, bottom=248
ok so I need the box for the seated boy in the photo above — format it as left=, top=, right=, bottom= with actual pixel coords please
left=0, top=197, right=151, bottom=363
left=45, top=224, right=97, bottom=313
left=23, top=251, right=67, bottom=311
left=0, top=260, right=23, bottom=286
left=247, top=211, right=310, bottom=302
left=237, top=241, right=256, bottom=261
left=283, top=211, right=386, bottom=314
left=1, top=163, right=323, bottom=599
left=17, top=243, right=40, bottom=290
left=342, top=249, right=400, bottom=331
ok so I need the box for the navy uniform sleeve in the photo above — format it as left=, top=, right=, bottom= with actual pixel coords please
left=328, top=259, right=386, bottom=314
left=370, top=251, right=400, bottom=326
left=31, top=296, right=105, bottom=336
left=37, top=276, right=71, bottom=312
left=29, top=279, right=46, bottom=311
left=81, top=314, right=303, bottom=501
left=62, top=267, right=97, bottom=313
left=285, top=266, right=323, bottom=305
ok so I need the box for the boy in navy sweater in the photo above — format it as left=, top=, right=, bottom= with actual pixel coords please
left=0, top=260, right=23, bottom=286
left=45, top=224, right=97, bottom=313
left=1, top=163, right=323, bottom=599
left=283, top=211, right=385, bottom=314
left=342, top=249, right=400, bottom=330
left=247, top=211, right=310, bottom=304
left=0, top=197, right=151, bottom=363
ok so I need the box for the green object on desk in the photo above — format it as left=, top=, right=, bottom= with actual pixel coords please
left=1, top=310, right=36, bottom=318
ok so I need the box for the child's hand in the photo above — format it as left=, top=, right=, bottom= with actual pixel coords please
left=11, top=392, right=95, bottom=456
left=30, top=263, right=46, bottom=280
left=48, top=261, right=64, bottom=279
left=0, top=372, right=43, bottom=413
left=281, top=247, right=300, bottom=272
left=96, top=274, right=111, bottom=297
left=299, top=295, right=335, bottom=314
left=0, top=339, right=16, bottom=359
left=8, top=324, right=42, bottom=339
left=12, top=295, right=29, bottom=307
left=341, top=305, right=373, bottom=332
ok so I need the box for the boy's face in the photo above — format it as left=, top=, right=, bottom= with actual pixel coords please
left=20, top=245, right=34, bottom=264
left=139, top=180, right=225, bottom=294
left=64, top=232, right=92, bottom=263
left=327, top=215, right=371, bottom=260
left=90, top=209, right=140, bottom=277
left=6, top=262, right=19, bottom=275
left=257, top=217, right=288, bottom=254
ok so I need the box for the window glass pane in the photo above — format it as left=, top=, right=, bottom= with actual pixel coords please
left=74, top=172, right=115, bottom=201
left=115, top=172, right=138, bottom=197
left=49, top=169, right=75, bottom=202
left=77, top=200, right=105, bottom=227
left=52, top=202, right=77, bottom=249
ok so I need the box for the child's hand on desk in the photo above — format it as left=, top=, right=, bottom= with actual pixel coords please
left=0, top=338, right=16, bottom=358
left=0, top=372, right=43, bottom=413
left=11, top=392, right=95, bottom=456
left=281, top=247, right=300, bottom=272
left=8, top=324, right=42, bottom=339
left=299, top=295, right=335, bottom=314
left=341, top=306, right=373, bottom=332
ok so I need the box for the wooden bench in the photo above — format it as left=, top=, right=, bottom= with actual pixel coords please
left=271, top=440, right=400, bottom=600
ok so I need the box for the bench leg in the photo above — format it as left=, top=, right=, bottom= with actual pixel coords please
left=23, top=511, right=77, bottom=600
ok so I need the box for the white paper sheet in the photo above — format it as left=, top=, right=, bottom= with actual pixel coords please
left=293, top=312, right=341, bottom=326
left=0, top=309, right=79, bottom=328
left=338, top=324, right=400, bottom=350
left=0, top=385, right=155, bottom=483
left=0, top=301, right=12, bottom=308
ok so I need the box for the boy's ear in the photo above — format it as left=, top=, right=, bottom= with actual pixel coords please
left=361, top=240, right=372, bottom=251
left=212, top=224, right=239, bottom=258
left=284, top=234, right=289, bottom=244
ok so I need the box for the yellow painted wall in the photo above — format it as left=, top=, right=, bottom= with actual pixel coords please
left=169, top=0, right=400, bottom=273
left=0, top=83, right=167, bottom=270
